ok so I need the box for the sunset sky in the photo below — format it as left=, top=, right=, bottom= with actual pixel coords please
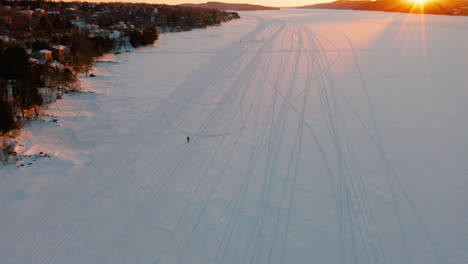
left=151, top=0, right=328, bottom=7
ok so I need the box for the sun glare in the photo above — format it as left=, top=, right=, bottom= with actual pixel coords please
left=407, top=0, right=429, bottom=4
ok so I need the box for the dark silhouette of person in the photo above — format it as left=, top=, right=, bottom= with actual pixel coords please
left=187, top=136, right=190, bottom=143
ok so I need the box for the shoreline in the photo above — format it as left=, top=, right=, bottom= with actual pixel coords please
left=0, top=18, right=240, bottom=166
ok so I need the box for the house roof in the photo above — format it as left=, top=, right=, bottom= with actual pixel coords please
left=0, top=35, right=15, bottom=42
left=39, top=49, right=52, bottom=54
left=52, top=45, right=66, bottom=50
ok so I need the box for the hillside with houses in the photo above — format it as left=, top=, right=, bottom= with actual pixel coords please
left=0, top=0, right=239, bottom=161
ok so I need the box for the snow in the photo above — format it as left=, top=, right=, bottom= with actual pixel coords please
left=1, top=9, right=468, bottom=264
left=52, top=45, right=66, bottom=50
left=39, top=49, right=52, bottom=54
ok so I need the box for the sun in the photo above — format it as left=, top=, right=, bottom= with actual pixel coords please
left=407, top=0, right=429, bottom=4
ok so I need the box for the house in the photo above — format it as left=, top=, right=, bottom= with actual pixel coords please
left=89, top=29, right=104, bottom=38
left=108, top=30, right=121, bottom=39
left=0, top=35, right=16, bottom=45
left=0, top=15, right=13, bottom=24
left=52, top=45, right=66, bottom=60
left=116, top=21, right=128, bottom=29
left=71, top=20, right=87, bottom=31
left=35, top=8, right=46, bottom=15
left=29, top=58, right=38, bottom=65
left=22, top=10, right=35, bottom=18
left=31, top=49, right=53, bottom=64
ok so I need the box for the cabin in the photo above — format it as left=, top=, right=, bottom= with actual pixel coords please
left=108, top=30, right=121, bottom=39
left=31, top=49, right=53, bottom=64
left=29, top=58, right=38, bottom=65
left=35, top=8, right=46, bottom=15
left=1, top=15, right=12, bottom=24
left=0, top=35, right=16, bottom=45
left=116, top=21, right=128, bottom=30
left=52, top=45, right=66, bottom=61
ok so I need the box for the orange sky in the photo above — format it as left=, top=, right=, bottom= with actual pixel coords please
left=133, top=0, right=329, bottom=7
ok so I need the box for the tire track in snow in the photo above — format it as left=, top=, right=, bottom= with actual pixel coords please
left=171, top=20, right=293, bottom=264
left=343, top=32, right=443, bottom=264
left=266, top=24, right=314, bottom=264
left=248, top=24, right=304, bottom=264
left=37, top=16, right=278, bottom=264
left=114, top=16, right=284, bottom=263
left=311, top=28, right=393, bottom=264
left=213, top=17, right=288, bottom=264
left=147, top=16, right=288, bottom=264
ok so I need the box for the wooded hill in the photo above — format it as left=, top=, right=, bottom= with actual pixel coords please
left=181, top=1, right=280, bottom=11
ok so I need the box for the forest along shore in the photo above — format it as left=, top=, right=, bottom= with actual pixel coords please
left=0, top=1, right=239, bottom=163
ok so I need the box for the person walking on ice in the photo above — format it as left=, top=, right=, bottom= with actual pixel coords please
left=187, top=136, right=190, bottom=143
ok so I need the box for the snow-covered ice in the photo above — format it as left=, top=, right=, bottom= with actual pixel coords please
left=1, top=9, right=468, bottom=264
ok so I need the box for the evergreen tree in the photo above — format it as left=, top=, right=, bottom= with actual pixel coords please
left=0, top=46, right=30, bottom=98
left=15, top=78, right=43, bottom=118
left=0, top=100, right=18, bottom=135
left=69, top=33, right=93, bottom=75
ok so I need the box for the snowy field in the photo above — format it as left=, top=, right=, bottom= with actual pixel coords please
left=1, top=9, right=468, bottom=264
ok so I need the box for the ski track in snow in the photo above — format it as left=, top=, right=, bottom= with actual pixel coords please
left=1, top=9, right=468, bottom=264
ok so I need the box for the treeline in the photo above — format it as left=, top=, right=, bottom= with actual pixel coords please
left=0, top=1, right=240, bottom=36
left=0, top=46, right=43, bottom=133
left=181, top=2, right=280, bottom=11
left=0, top=31, right=136, bottom=134
left=128, top=27, right=158, bottom=48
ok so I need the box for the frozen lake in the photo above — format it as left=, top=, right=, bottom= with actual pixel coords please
left=1, top=9, right=467, bottom=264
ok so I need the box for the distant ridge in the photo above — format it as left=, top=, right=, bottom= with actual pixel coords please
left=298, top=0, right=467, bottom=15
left=180, top=1, right=280, bottom=11
left=299, top=0, right=372, bottom=10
